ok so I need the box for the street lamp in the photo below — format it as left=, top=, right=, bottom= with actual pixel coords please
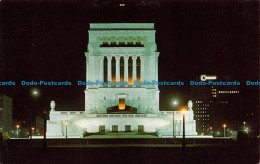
left=65, top=122, right=68, bottom=138
left=209, top=126, right=213, bottom=136
left=172, top=100, right=178, bottom=140
left=245, top=127, right=249, bottom=134
left=182, top=109, right=186, bottom=147
left=31, top=89, right=39, bottom=97
left=222, top=124, right=227, bottom=137
left=173, top=101, right=178, bottom=106
left=243, top=121, right=246, bottom=131
left=16, top=124, right=20, bottom=138
left=29, top=88, right=40, bottom=139
left=31, top=127, right=35, bottom=136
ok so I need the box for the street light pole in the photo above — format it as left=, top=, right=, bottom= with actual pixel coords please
left=43, top=110, right=47, bottom=149
left=210, top=126, right=213, bottom=136
left=173, top=110, right=174, bottom=140
left=16, top=125, right=20, bottom=138
left=223, top=124, right=227, bottom=137
left=30, top=89, right=39, bottom=139
left=182, top=109, right=186, bottom=147
left=30, top=108, right=32, bottom=139
left=173, top=100, right=178, bottom=142
left=65, top=122, right=68, bottom=138
left=32, top=127, right=35, bottom=136
left=224, top=126, right=225, bottom=137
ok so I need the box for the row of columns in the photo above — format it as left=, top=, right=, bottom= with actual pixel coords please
left=99, top=56, right=144, bottom=86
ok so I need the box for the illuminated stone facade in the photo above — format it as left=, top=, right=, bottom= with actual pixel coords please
left=85, top=23, right=159, bottom=114
left=46, top=23, right=197, bottom=138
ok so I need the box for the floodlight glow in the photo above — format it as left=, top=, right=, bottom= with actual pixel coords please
left=173, top=101, right=178, bottom=106
left=31, top=88, right=40, bottom=97
left=33, top=90, right=38, bottom=96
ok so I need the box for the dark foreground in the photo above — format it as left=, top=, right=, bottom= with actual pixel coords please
left=1, top=138, right=259, bottom=164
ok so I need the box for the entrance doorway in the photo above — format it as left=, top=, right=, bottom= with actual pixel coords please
left=138, top=125, right=144, bottom=133
left=125, top=125, right=131, bottom=132
left=99, top=125, right=105, bottom=133
left=118, top=98, right=125, bottom=110
left=112, top=125, right=118, bottom=132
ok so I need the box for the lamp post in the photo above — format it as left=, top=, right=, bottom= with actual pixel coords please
left=29, top=108, right=32, bottom=139
left=173, top=100, right=178, bottom=140
left=32, top=127, right=35, bottom=136
left=29, top=89, right=39, bottom=139
left=16, top=124, right=20, bottom=138
left=223, top=124, right=227, bottom=137
left=243, top=121, right=246, bottom=131
left=209, top=126, right=213, bottom=136
left=182, top=109, right=186, bottom=147
left=43, top=110, right=47, bottom=149
left=65, top=122, right=68, bottom=138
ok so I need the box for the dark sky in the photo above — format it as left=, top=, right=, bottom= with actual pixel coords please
left=0, top=1, right=258, bottom=119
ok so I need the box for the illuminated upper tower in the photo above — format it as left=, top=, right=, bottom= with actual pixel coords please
left=84, top=23, right=160, bottom=114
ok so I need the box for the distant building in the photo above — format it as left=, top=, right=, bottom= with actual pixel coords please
left=191, top=75, right=240, bottom=135
left=0, top=95, right=13, bottom=134
left=191, top=84, right=214, bottom=135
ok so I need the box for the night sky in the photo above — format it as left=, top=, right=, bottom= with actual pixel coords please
left=0, top=1, right=258, bottom=120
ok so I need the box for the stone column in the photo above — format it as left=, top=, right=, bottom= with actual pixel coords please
left=86, top=56, right=89, bottom=88
left=140, top=56, right=144, bottom=83
left=115, top=56, right=120, bottom=86
left=99, top=56, right=104, bottom=83
left=124, top=56, right=129, bottom=86
left=132, top=56, right=137, bottom=87
left=155, top=56, right=158, bottom=89
left=107, top=56, right=112, bottom=87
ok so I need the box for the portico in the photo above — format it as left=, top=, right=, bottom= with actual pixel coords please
left=95, top=54, right=142, bottom=86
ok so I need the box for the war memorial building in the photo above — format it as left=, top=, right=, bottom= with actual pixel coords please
left=46, top=23, right=198, bottom=138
